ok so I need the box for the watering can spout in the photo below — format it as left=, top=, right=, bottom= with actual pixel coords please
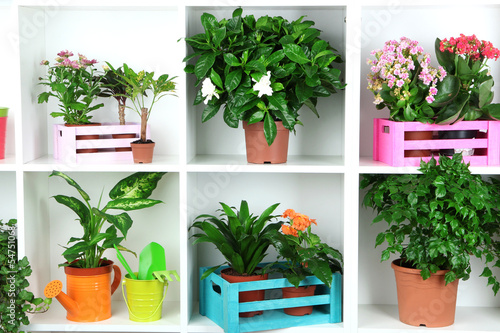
left=44, top=280, right=79, bottom=317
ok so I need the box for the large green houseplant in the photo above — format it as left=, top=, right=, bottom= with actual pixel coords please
left=1, top=219, right=50, bottom=333
left=361, top=154, right=500, bottom=326
left=184, top=8, right=345, bottom=146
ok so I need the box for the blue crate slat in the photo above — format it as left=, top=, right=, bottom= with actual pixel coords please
left=199, top=265, right=342, bottom=333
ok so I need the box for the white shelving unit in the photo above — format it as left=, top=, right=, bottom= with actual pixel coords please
left=0, top=0, right=498, bottom=332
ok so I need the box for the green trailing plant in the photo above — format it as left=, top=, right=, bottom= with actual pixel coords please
left=361, top=154, right=500, bottom=294
left=0, top=219, right=51, bottom=333
left=38, top=50, right=104, bottom=125
left=264, top=209, right=343, bottom=288
left=184, top=8, right=346, bottom=145
left=50, top=171, right=166, bottom=268
left=99, top=64, right=131, bottom=125
left=113, top=64, right=177, bottom=142
left=190, top=200, right=282, bottom=280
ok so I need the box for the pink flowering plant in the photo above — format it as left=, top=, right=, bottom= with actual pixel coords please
left=38, top=50, right=104, bottom=125
left=434, top=34, right=500, bottom=123
left=367, top=37, right=449, bottom=123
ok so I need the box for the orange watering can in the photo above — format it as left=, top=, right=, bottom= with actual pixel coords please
left=44, top=260, right=121, bottom=322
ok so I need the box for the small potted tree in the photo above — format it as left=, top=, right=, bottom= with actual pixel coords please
left=361, top=153, right=500, bottom=327
left=114, top=64, right=177, bottom=163
left=190, top=200, right=282, bottom=317
left=184, top=8, right=346, bottom=163
left=265, top=209, right=343, bottom=316
left=43, top=171, right=166, bottom=322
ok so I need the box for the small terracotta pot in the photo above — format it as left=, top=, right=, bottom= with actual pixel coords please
left=404, top=131, right=433, bottom=157
left=243, top=121, right=289, bottom=164
left=65, top=123, right=101, bottom=154
left=220, top=268, right=268, bottom=318
left=112, top=133, right=135, bottom=152
left=130, top=141, right=155, bottom=163
left=392, top=259, right=458, bottom=327
left=282, top=285, right=316, bottom=316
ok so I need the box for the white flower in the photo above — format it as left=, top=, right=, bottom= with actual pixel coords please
left=252, top=71, right=273, bottom=98
left=201, top=78, right=219, bottom=104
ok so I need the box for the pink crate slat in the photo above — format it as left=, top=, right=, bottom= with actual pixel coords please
left=373, top=118, right=500, bottom=167
left=54, top=123, right=150, bottom=164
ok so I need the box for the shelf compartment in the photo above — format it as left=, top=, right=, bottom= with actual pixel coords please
left=199, top=266, right=342, bottom=333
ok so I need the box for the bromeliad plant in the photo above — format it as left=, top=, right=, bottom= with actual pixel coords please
left=114, top=64, right=177, bottom=143
left=367, top=37, right=448, bottom=123
left=433, top=34, right=500, bottom=123
left=184, top=8, right=345, bottom=145
left=38, top=50, right=104, bottom=125
left=0, top=219, right=51, bottom=333
left=50, top=171, right=166, bottom=268
left=265, top=209, right=343, bottom=288
left=361, top=154, right=500, bottom=294
left=190, top=200, right=282, bottom=280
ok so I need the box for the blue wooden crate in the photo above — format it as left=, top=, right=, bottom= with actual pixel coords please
left=199, top=265, right=342, bottom=333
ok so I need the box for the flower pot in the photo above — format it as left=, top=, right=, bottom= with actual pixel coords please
left=0, top=107, right=8, bottom=159
left=404, top=130, right=433, bottom=157
left=122, top=273, right=167, bottom=322
left=281, top=285, right=317, bottom=316
left=243, top=121, right=289, bottom=164
left=391, top=259, right=458, bottom=327
left=130, top=141, right=155, bottom=163
left=438, top=130, right=477, bottom=156
left=220, top=268, right=268, bottom=318
left=65, top=123, right=101, bottom=154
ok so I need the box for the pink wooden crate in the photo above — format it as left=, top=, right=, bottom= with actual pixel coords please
left=373, top=119, right=500, bottom=166
left=53, top=123, right=150, bottom=164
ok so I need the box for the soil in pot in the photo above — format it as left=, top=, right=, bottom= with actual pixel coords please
left=282, top=285, right=317, bottom=316
left=392, top=259, right=458, bottom=327
left=404, top=131, right=433, bottom=157
left=220, top=268, right=268, bottom=318
left=130, top=139, right=155, bottom=164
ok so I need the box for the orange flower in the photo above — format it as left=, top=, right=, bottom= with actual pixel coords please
left=282, top=209, right=297, bottom=219
left=281, top=224, right=298, bottom=237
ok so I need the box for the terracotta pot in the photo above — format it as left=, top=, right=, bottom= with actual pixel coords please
left=63, top=260, right=121, bottom=322
left=130, top=141, right=155, bottom=163
left=404, top=131, right=433, bottom=157
left=243, top=121, right=289, bottom=164
left=0, top=107, right=7, bottom=159
left=392, top=259, right=458, bottom=327
left=65, top=123, right=101, bottom=154
left=281, top=285, right=316, bottom=316
left=112, top=133, right=135, bottom=152
left=220, top=268, right=268, bottom=318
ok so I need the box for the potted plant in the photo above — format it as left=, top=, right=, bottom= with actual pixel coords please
left=0, top=219, right=51, bottom=333
left=44, top=171, right=166, bottom=322
left=190, top=200, right=282, bottom=317
left=184, top=8, right=346, bottom=163
left=361, top=153, right=500, bottom=327
left=114, top=64, right=177, bottom=163
left=367, top=37, right=449, bottom=157
left=264, top=209, right=343, bottom=316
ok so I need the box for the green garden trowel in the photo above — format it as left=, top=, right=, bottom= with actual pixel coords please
left=138, top=242, right=166, bottom=280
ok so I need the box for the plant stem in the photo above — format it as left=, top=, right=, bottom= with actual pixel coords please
left=141, top=108, right=148, bottom=142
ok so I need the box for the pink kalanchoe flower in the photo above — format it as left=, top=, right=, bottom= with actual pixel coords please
left=396, top=79, right=404, bottom=88
left=40, top=60, right=49, bottom=65
left=426, top=95, right=435, bottom=103
left=57, top=50, right=73, bottom=58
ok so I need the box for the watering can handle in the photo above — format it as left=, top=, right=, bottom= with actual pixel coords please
left=121, top=280, right=167, bottom=320
left=111, top=265, right=122, bottom=295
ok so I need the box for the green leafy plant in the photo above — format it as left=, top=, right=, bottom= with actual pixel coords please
left=264, top=209, right=343, bottom=288
left=99, top=64, right=131, bottom=125
left=38, top=50, right=104, bottom=125
left=184, top=8, right=345, bottom=145
left=190, top=200, right=282, bottom=279
left=433, top=34, right=500, bottom=124
left=361, top=154, right=500, bottom=294
left=113, top=64, right=177, bottom=143
left=1, top=219, right=51, bottom=333
left=50, top=171, right=166, bottom=268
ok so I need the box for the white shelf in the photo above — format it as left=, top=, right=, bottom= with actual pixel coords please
left=358, top=305, right=500, bottom=332
left=27, top=301, right=181, bottom=332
